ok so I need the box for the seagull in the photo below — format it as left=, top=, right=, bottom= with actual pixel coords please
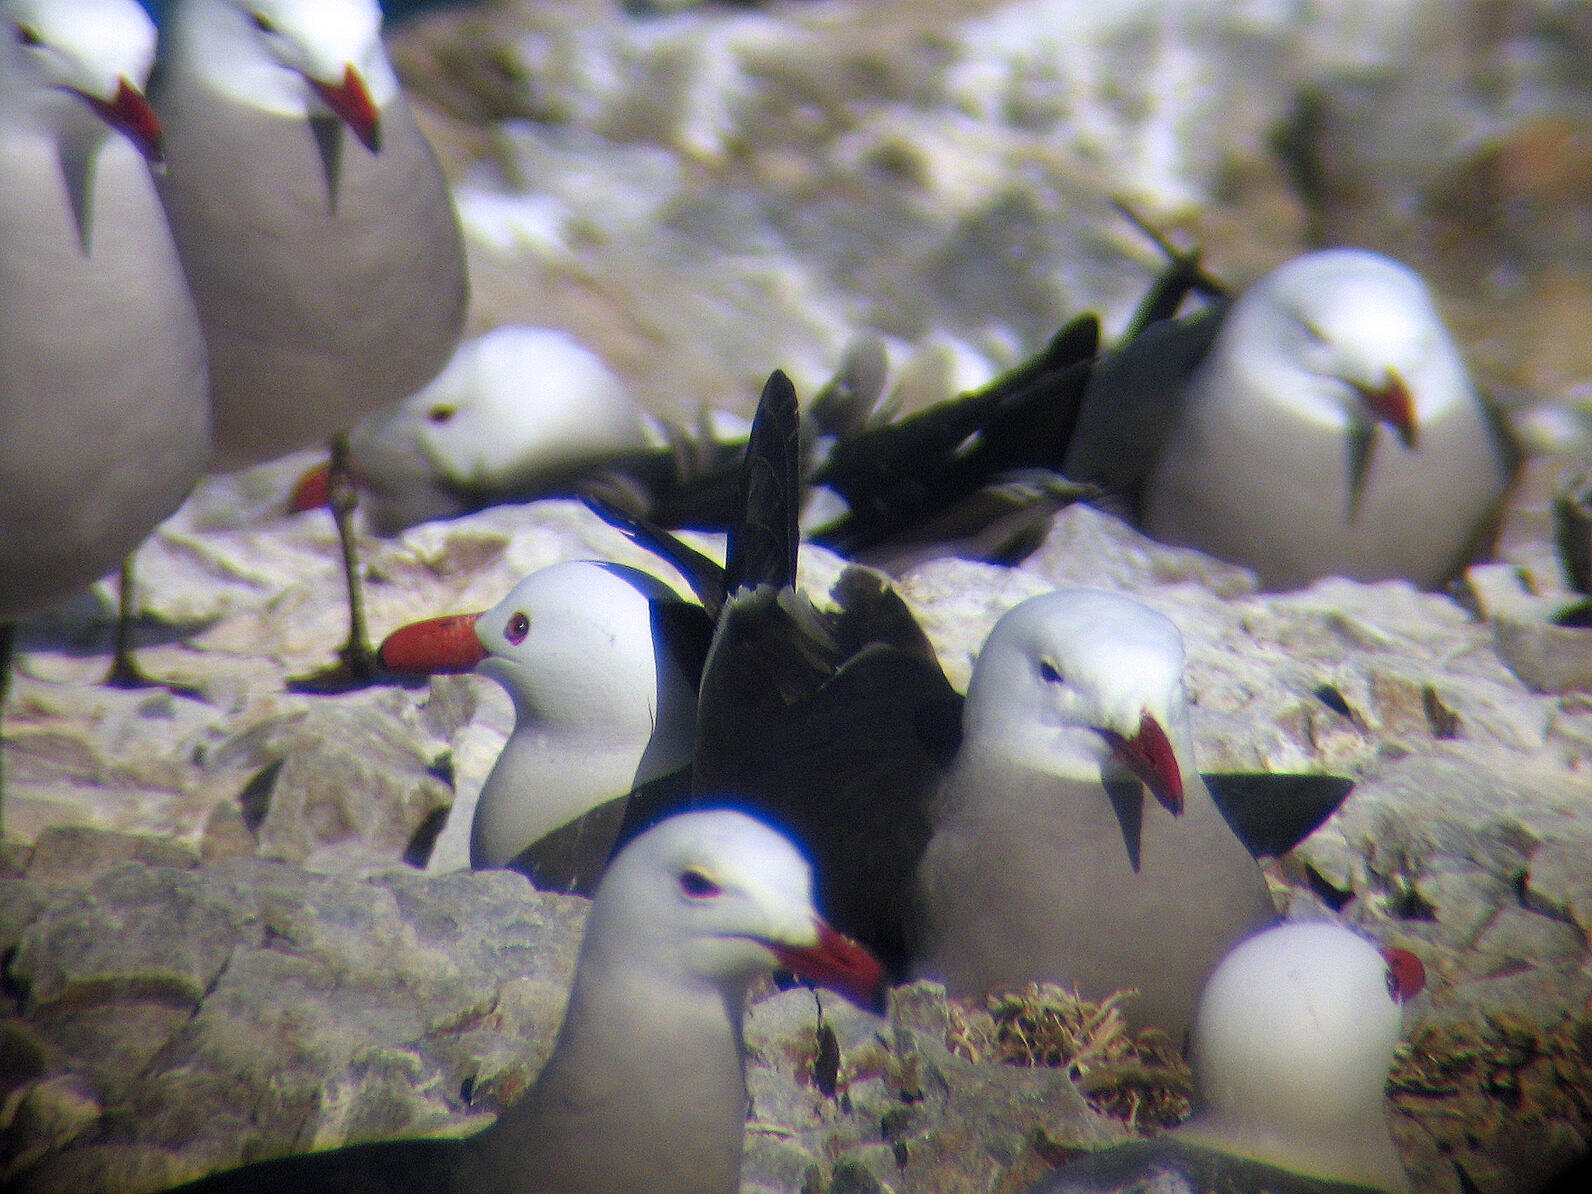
left=1028, top=920, right=1425, bottom=1194
left=596, top=373, right=1340, bottom=1036
left=293, top=326, right=656, bottom=536
left=1067, top=247, right=1515, bottom=590
left=157, top=809, right=888, bottom=1194
left=377, top=560, right=712, bottom=893
left=0, top=0, right=210, bottom=826
left=152, top=0, right=467, bottom=683
left=911, top=587, right=1280, bottom=1039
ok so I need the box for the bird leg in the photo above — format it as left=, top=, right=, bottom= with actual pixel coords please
left=289, top=433, right=381, bottom=693
left=103, top=557, right=203, bottom=696
left=105, top=557, right=156, bottom=689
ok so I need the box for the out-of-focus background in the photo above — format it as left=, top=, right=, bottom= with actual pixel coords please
left=312, top=0, right=1592, bottom=445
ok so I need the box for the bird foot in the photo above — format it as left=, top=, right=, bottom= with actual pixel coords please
left=286, top=641, right=383, bottom=695
left=103, top=654, right=203, bottom=698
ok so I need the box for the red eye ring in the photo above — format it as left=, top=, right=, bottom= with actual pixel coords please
left=679, top=869, right=720, bottom=899
left=505, top=611, right=529, bottom=644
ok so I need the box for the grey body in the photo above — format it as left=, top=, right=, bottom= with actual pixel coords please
left=154, top=811, right=878, bottom=1194
left=1066, top=251, right=1513, bottom=590
left=452, top=944, right=747, bottom=1194
left=0, top=70, right=209, bottom=619
left=916, top=747, right=1276, bottom=1039
left=152, top=8, right=466, bottom=468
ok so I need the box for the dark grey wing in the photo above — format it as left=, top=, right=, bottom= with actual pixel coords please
left=155, top=1136, right=464, bottom=1194
left=1201, top=772, right=1355, bottom=859
left=811, top=315, right=1100, bottom=559
left=506, top=788, right=644, bottom=898
left=1061, top=305, right=1225, bottom=520
left=725, top=369, right=802, bottom=595
left=583, top=493, right=729, bottom=616
left=697, top=644, right=959, bottom=978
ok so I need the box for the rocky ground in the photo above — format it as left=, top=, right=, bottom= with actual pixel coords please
left=5, top=2, right=1592, bottom=1192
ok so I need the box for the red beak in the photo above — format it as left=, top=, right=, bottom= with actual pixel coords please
left=771, top=920, right=888, bottom=1015
left=290, top=462, right=333, bottom=513
left=1357, top=369, right=1417, bottom=450
left=378, top=613, right=486, bottom=674
left=80, top=77, right=163, bottom=164
left=309, top=64, right=380, bottom=152
left=1102, top=712, right=1184, bottom=816
left=1382, top=947, right=1426, bottom=1003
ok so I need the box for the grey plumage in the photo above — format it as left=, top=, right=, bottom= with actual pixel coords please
left=151, top=0, right=466, bottom=469
left=913, top=589, right=1278, bottom=1040
left=0, top=0, right=209, bottom=623
left=156, top=811, right=887, bottom=1194
left=1067, top=249, right=1514, bottom=590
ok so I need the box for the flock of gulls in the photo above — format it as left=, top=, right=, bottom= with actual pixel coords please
left=0, top=0, right=1554, bottom=1192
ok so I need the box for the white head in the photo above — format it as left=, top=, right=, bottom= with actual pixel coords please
left=1220, top=248, right=1472, bottom=443
left=163, top=0, right=397, bottom=135
left=381, top=560, right=694, bottom=735
left=580, top=810, right=886, bottom=1013
left=0, top=0, right=161, bottom=156
left=962, top=588, right=1191, bottom=813
left=346, top=326, right=649, bottom=527
left=1179, top=920, right=1424, bottom=1192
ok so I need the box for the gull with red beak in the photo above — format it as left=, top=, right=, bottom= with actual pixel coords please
left=378, top=560, right=709, bottom=893
left=1, top=0, right=210, bottom=824
left=151, top=0, right=467, bottom=684
left=1067, top=247, right=1513, bottom=590
left=913, top=588, right=1277, bottom=1039
left=1030, top=921, right=1425, bottom=1193
left=597, top=376, right=1314, bottom=1039
left=160, top=810, right=887, bottom=1194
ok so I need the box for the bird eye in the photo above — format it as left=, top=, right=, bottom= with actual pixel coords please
left=1038, top=660, right=1064, bottom=684
left=249, top=11, right=276, bottom=33
left=15, top=22, right=42, bottom=46
left=426, top=404, right=457, bottom=425
left=679, top=868, right=720, bottom=899
left=505, top=611, right=529, bottom=644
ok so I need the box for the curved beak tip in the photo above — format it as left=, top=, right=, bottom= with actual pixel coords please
left=1107, top=714, right=1185, bottom=816
left=773, top=921, right=889, bottom=1016
left=377, top=613, right=486, bottom=675
left=310, top=65, right=381, bottom=152
left=1364, top=372, right=1417, bottom=450
left=289, top=463, right=333, bottom=513
left=83, top=77, right=163, bottom=164
left=1383, top=947, right=1426, bottom=1003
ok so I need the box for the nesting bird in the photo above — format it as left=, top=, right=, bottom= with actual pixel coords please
left=378, top=560, right=711, bottom=892
left=911, top=588, right=1280, bottom=1039
left=317, top=326, right=656, bottom=535
left=598, top=373, right=1314, bottom=1039
left=1069, top=248, right=1515, bottom=589
left=159, top=810, right=888, bottom=1194
left=1029, top=920, right=1425, bottom=1194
